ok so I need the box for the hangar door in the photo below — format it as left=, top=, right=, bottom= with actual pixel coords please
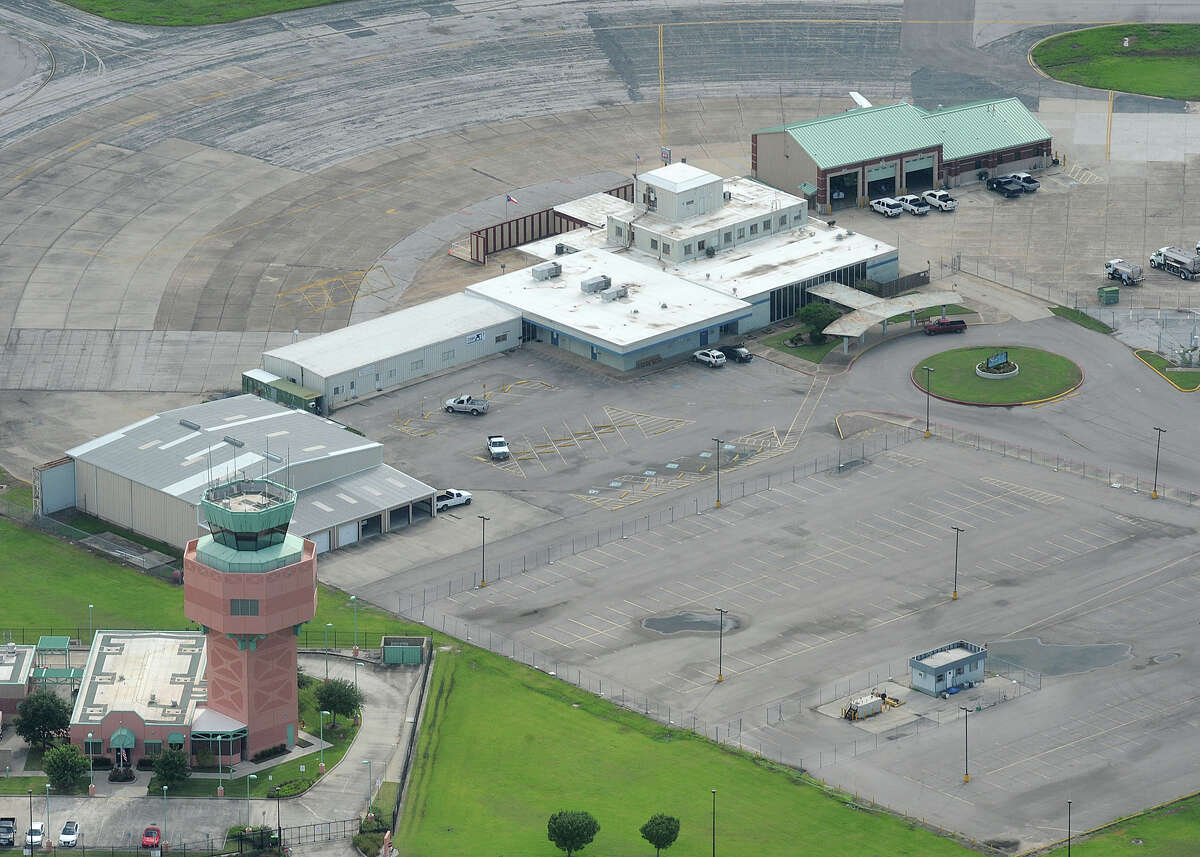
left=312, top=530, right=331, bottom=554
left=337, top=522, right=359, bottom=547
left=904, top=154, right=935, bottom=193
left=866, top=163, right=897, bottom=199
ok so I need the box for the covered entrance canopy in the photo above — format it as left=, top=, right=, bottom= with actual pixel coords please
left=109, top=727, right=136, bottom=749
left=808, top=283, right=964, bottom=351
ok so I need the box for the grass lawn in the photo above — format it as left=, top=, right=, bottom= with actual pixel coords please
left=0, top=517, right=424, bottom=646
left=1134, top=350, right=1200, bottom=392
left=0, top=775, right=49, bottom=794
left=913, top=346, right=1083, bottom=405
left=1032, top=25, right=1200, bottom=100
left=760, top=328, right=841, bottom=363
left=886, top=304, right=971, bottom=323
left=1050, top=305, right=1114, bottom=334
left=0, top=465, right=33, bottom=511
left=397, top=647, right=972, bottom=857
left=1068, top=792, right=1200, bottom=855
left=58, top=0, right=353, bottom=26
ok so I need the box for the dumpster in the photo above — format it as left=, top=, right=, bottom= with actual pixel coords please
left=1097, top=285, right=1120, bottom=305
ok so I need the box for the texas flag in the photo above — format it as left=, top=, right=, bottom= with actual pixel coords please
left=505, top=194, right=518, bottom=206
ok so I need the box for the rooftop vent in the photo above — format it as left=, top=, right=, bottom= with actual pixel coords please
left=532, top=261, right=561, bottom=281
left=179, top=419, right=201, bottom=431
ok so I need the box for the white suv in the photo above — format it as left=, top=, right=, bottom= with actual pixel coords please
left=692, top=349, right=726, bottom=367
left=870, top=197, right=902, bottom=217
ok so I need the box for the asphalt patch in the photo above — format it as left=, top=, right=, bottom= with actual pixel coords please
left=988, top=637, right=1131, bottom=675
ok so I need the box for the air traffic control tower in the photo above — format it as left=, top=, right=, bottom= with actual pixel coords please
left=184, top=479, right=316, bottom=759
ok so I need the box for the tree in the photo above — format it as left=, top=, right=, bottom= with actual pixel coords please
left=43, top=744, right=88, bottom=791
left=795, top=302, right=842, bottom=343
left=153, top=749, right=192, bottom=790
left=547, top=810, right=599, bottom=857
left=639, top=814, right=680, bottom=857
left=315, top=678, right=363, bottom=724
left=16, top=690, right=70, bottom=750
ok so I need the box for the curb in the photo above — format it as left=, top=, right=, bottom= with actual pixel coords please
left=909, top=348, right=1085, bottom=407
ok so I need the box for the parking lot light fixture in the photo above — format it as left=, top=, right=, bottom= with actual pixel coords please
left=349, top=595, right=358, bottom=649
left=1152, top=427, right=1166, bottom=499
left=87, top=731, right=94, bottom=786
left=922, top=366, right=935, bottom=437
left=712, top=438, right=724, bottom=508
left=162, top=786, right=168, bottom=846
left=319, top=710, right=331, bottom=767
left=951, top=526, right=964, bottom=600
left=1067, top=800, right=1072, bottom=857
left=478, top=515, right=491, bottom=587
left=960, top=705, right=969, bottom=783
left=324, top=622, right=333, bottom=680
left=715, top=607, right=728, bottom=682
left=246, top=774, right=257, bottom=827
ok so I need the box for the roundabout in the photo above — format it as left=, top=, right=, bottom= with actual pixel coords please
left=912, top=346, right=1083, bottom=406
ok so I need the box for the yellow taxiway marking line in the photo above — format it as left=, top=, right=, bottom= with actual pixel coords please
left=125, top=113, right=158, bottom=126
left=351, top=54, right=386, bottom=64
left=197, top=91, right=227, bottom=102
left=271, top=71, right=306, bottom=82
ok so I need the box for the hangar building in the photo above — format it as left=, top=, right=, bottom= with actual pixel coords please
left=752, top=97, right=1052, bottom=212
left=38, top=395, right=435, bottom=553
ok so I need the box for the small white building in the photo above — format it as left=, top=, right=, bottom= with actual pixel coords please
left=262, top=293, right=520, bottom=413
left=909, top=641, right=987, bottom=697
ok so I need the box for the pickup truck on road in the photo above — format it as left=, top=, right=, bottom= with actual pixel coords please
left=923, top=317, right=967, bottom=335
left=923, top=190, right=958, bottom=211
left=435, top=489, right=472, bottom=511
left=444, top=394, right=489, bottom=415
left=486, top=435, right=510, bottom=460
left=870, top=197, right=903, bottom=217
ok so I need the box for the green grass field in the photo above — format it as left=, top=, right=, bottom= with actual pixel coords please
left=1068, top=792, right=1200, bottom=855
left=760, top=328, right=841, bottom=363
left=1032, top=25, right=1200, bottom=100
left=57, top=0, right=350, bottom=26
left=912, top=346, right=1083, bottom=405
left=1051, top=305, right=1114, bottom=334
left=886, top=304, right=971, bottom=323
left=0, top=517, right=417, bottom=646
left=397, top=647, right=972, bottom=857
left=1134, top=350, right=1200, bottom=392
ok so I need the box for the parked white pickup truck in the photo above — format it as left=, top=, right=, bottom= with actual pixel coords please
left=870, top=197, right=902, bottom=217
left=922, top=190, right=958, bottom=212
left=486, top=435, right=510, bottom=460
left=896, top=194, right=930, bottom=215
left=435, top=489, right=472, bottom=511
left=444, top=394, right=489, bottom=415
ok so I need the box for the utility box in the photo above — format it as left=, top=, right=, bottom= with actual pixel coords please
left=581, top=275, right=611, bottom=294
left=381, top=636, right=429, bottom=665
left=843, top=695, right=883, bottom=720
left=1097, top=285, right=1120, bottom=305
left=532, top=261, right=562, bottom=281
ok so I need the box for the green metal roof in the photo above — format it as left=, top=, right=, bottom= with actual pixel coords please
left=758, top=98, right=1050, bottom=170
left=37, top=635, right=71, bottom=651
left=916, top=98, right=1052, bottom=161
left=267, top=378, right=321, bottom=401
left=797, top=181, right=818, bottom=195
left=195, top=533, right=306, bottom=572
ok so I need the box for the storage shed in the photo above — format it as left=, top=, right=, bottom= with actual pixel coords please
left=262, top=293, right=521, bottom=414
left=909, top=641, right=987, bottom=696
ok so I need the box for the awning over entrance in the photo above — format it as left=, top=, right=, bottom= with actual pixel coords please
left=190, top=707, right=248, bottom=740
left=809, top=284, right=962, bottom=338
left=109, top=727, right=136, bottom=748
left=167, top=731, right=187, bottom=745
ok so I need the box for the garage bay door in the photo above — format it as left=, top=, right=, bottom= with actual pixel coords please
left=312, top=530, right=331, bottom=554
left=904, top=154, right=935, bottom=193
left=337, top=522, right=359, bottom=547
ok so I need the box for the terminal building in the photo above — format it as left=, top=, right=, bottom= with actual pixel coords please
left=68, top=478, right=317, bottom=766
left=38, top=394, right=436, bottom=553
left=752, top=97, right=1052, bottom=212
left=247, top=163, right=898, bottom=389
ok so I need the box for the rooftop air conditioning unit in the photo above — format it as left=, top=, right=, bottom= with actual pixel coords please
left=705, top=246, right=716, bottom=258
left=601, top=285, right=629, bottom=302
left=835, top=232, right=846, bottom=241
left=532, top=261, right=561, bottom=281
left=723, top=191, right=732, bottom=201
left=555, top=243, right=566, bottom=256
left=581, top=275, right=612, bottom=294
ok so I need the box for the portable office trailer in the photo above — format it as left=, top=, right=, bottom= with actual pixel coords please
left=262, top=294, right=521, bottom=414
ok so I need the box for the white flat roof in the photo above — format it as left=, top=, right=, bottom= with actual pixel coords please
left=555, top=193, right=636, bottom=228
left=918, top=647, right=976, bottom=669
left=630, top=177, right=805, bottom=239
left=262, top=292, right=520, bottom=378
left=72, top=631, right=207, bottom=728
left=665, top=220, right=896, bottom=302
left=523, top=227, right=610, bottom=260
left=641, top=162, right=721, bottom=193
left=466, top=248, right=751, bottom=352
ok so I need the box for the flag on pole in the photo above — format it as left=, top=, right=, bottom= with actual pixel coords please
left=505, top=194, right=518, bottom=206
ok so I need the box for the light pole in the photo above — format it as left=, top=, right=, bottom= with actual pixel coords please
left=712, top=438, right=724, bottom=508
left=711, top=788, right=717, bottom=857
left=353, top=661, right=365, bottom=693
left=960, top=705, right=969, bottom=783
left=87, top=731, right=94, bottom=787
left=324, top=622, right=333, bottom=680
left=88, top=604, right=94, bottom=642
left=1067, top=799, right=1072, bottom=857
left=162, top=786, right=167, bottom=846
left=1152, top=426, right=1166, bottom=499
left=349, top=595, right=358, bottom=650
left=246, top=774, right=257, bottom=827
left=273, top=776, right=282, bottom=846
left=319, top=710, right=331, bottom=772
left=922, top=366, right=935, bottom=437
left=362, top=759, right=373, bottom=814
left=44, top=784, right=50, bottom=843
left=478, top=515, right=491, bottom=587
left=27, top=789, right=32, bottom=850
left=951, top=526, right=964, bottom=600
left=715, top=608, right=728, bottom=682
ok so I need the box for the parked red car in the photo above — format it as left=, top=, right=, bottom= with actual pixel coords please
left=141, top=827, right=161, bottom=848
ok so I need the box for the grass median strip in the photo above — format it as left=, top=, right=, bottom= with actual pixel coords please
left=761, top=328, right=841, bottom=363
left=58, top=0, right=354, bottom=26
left=1134, top=350, right=1200, bottom=392
left=1050, top=305, right=1113, bottom=334
left=1032, top=24, right=1200, bottom=101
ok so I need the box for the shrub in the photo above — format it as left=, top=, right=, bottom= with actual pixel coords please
left=91, top=756, right=113, bottom=770
left=251, top=743, right=288, bottom=764
left=353, top=831, right=384, bottom=856
left=108, top=766, right=135, bottom=782
left=136, top=757, right=156, bottom=771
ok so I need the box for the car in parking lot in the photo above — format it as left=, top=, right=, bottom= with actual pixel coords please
left=27, top=822, right=45, bottom=848
left=895, top=194, right=929, bottom=215
left=1000, top=171, right=1040, bottom=192
left=435, top=489, right=472, bottom=511
left=986, top=177, right=1024, bottom=198
left=692, top=349, right=726, bottom=367
left=923, top=189, right=958, bottom=211
left=60, top=821, right=80, bottom=847
left=870, top=197, right=903, bottom=217
left=141, top=827, right=161, bottom=848
left=717, top=344, right=753, bottom=363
